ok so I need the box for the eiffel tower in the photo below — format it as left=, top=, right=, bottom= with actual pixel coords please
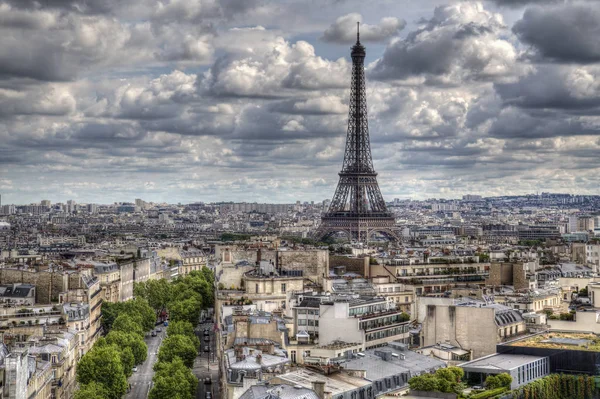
left=314, top=24, right=398, bottom=242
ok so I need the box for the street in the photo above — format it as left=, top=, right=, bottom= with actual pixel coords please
left=193, top=321, right=220, bottom=399
left=126, top=327, right=166, bottom=399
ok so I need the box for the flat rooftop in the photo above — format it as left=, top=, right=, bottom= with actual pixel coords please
left=461, top=353, right=545, bottom=371
left=505, top=332, right=600, bottom=352
left=276, top=368, right=368, bottom=395
left=343, top=348, right=444, bottom=381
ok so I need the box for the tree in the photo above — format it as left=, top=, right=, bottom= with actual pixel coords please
left=153, top=358, right=197, bottom=397
left=447, top=366, right=464, bottom=382
left=77, top=344, right=128, bottom=399
left=158, top=335, right=198, bottom=368
left=112, top=314, right=144, bottom=338
left=167, top=320, right=195, bottom=337
left=135, top=279, right=173, bottom=316
left=496, top=373, right=512, bottom=388
left=168, top=297, right=202, bottom=325
left=74, top=382, right=110, bottom=399
left=106, top=330, right=148, bottom=365
left=119, top=347, right=135, bottom=377
left=123, top=298, right=156, bottom=331
left=167, top=320, right=200, bottom=349
left=485, top=375, right=501, bottom=389
left=409, top=374, right=439, bottom=392
left=101, top=301, right=121, bottom=331
left=149, top=374, right=193, bottom=399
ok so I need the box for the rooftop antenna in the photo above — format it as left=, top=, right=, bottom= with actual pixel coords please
left=357, top=22, right=360, bottom=43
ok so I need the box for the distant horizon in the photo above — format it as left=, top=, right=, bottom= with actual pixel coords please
left=2, top=191, right=599, bottom=207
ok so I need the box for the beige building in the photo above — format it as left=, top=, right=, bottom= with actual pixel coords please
left=179, top=249, right=206, bottom=275
left=93, top=263, right=121, bottom=303
left=419, top=297, right=526, bottom=359
left=371, top=277, right=414, bottom=314
left=27, top=330, right=79, bottom=399
left=318, top=297, right=411, bottom=350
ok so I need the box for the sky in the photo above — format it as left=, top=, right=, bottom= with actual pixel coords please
left=1, top=0, right=599, bottom=205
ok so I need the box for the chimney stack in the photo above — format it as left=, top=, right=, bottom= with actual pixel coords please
left=312, top=381, right=325, bottom=399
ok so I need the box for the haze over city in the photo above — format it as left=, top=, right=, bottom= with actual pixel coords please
left=1, top=0, right=599, bottom=205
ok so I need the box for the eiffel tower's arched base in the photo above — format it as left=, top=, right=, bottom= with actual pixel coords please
left=312, top=216, right=400, bottom=243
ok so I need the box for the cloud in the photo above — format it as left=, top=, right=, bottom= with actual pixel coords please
left=370, top=2, right=519, bottom=85
left=495, top=65, right=600, bottom=113
left=322, top=13, right=406, bottom=44
left=202, top=37, right=350, bottom=97
left=489, top=107, right=600, bottom=139
left=513, top=4, right=600, bottom=63
left=486, top=0, right=561, bottom=6
left=2, top=0, right=600, bottom=204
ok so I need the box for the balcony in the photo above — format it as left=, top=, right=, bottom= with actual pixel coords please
left=357, top=309, right=406, bottom=321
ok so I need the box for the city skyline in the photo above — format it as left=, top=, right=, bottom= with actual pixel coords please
left=1, top=0, right=599, bottom=204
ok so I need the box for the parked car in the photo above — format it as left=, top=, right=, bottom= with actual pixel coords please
left=151, top=331, right=157, bottom=337
left=204, top=345, right=209, bottom=352
left=132, top=367, right=138, bottom=372
left=205, top=393, right=212, bottom=399
left=203, top=329, right=210, bottom=336
left=204, top=336, right=210, bottom=342
left=156, top=327, right=162, bottom=332
left=204, top=378, right=211, bottom=385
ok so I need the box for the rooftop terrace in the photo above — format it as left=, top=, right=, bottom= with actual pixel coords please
left=507, top=332, right=600, bottom=351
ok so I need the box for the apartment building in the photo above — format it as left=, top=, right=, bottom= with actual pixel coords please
left=318, top=296, right=411, bottom=350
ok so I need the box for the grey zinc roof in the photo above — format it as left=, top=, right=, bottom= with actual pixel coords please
left=239, top=384, right=319, bottom=399
left=461, top=353, right=546, bottom=372
left=229, top=353, right=290, bottom=371
left=343, top=348, right=444, bottom=381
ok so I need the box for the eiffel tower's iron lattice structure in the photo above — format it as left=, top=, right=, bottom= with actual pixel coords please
left=315, top=25, right=398, bottom=242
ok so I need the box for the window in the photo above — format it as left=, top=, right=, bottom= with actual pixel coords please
left=255, top=284, right=259, bottom=293
left=298, top=309, right=307, bottom=314
left=298, top=319, right=307, bottom=325
left=281, top=283, right=286, bottom=293
left=405, top=296, right=409, bottom=302
left=308, top=320, right=315, bottom=326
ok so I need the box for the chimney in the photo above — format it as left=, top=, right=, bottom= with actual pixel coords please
left=312, top=381, right=325, bottom=399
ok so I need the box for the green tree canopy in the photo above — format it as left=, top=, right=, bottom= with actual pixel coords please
left=168, top=297, right=202, bottom=325
left=134, top=279, right=173, bottom=315
left=167, top=320, right=195, bottom=337
left=409, top=374, right=440, bottom=392
left=119, top=347, right=135, bottom=378
left=77, top=344, right=128, bottom=399
left=149, top=374, right=193, bottom=399
left=112, top=314, right=144, bottom=338
left=485, top=375, right=500, bottom=389
left=153, top=357, right=197, bottom=397
left=106, top=330, right=148, bottom=365
left=166, top=320, right=200, bottom=349
left=157, top=335, right=198, bottom=368
left=74, top=381, right=110, bottom=399
left=495, top=373, right=512, bottom=388
left=123, top=298, right=156, bottom=331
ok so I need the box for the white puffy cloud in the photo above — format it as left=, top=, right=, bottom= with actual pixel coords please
left=370, top=2, right=521, bottom=85
left=322, top=13, right=405, bottom=43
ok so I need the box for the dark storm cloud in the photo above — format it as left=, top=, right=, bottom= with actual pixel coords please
left=2, top=0, right=118, bottom=14
left=513, top=4, right=600, bottom=63
left=495, top=66, right=600, bottom=112
left=489, top=108, right=599, bottom=139
left=322, top=13, right=405, bottom=44
left=486, top=0, right=561, bottom=6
